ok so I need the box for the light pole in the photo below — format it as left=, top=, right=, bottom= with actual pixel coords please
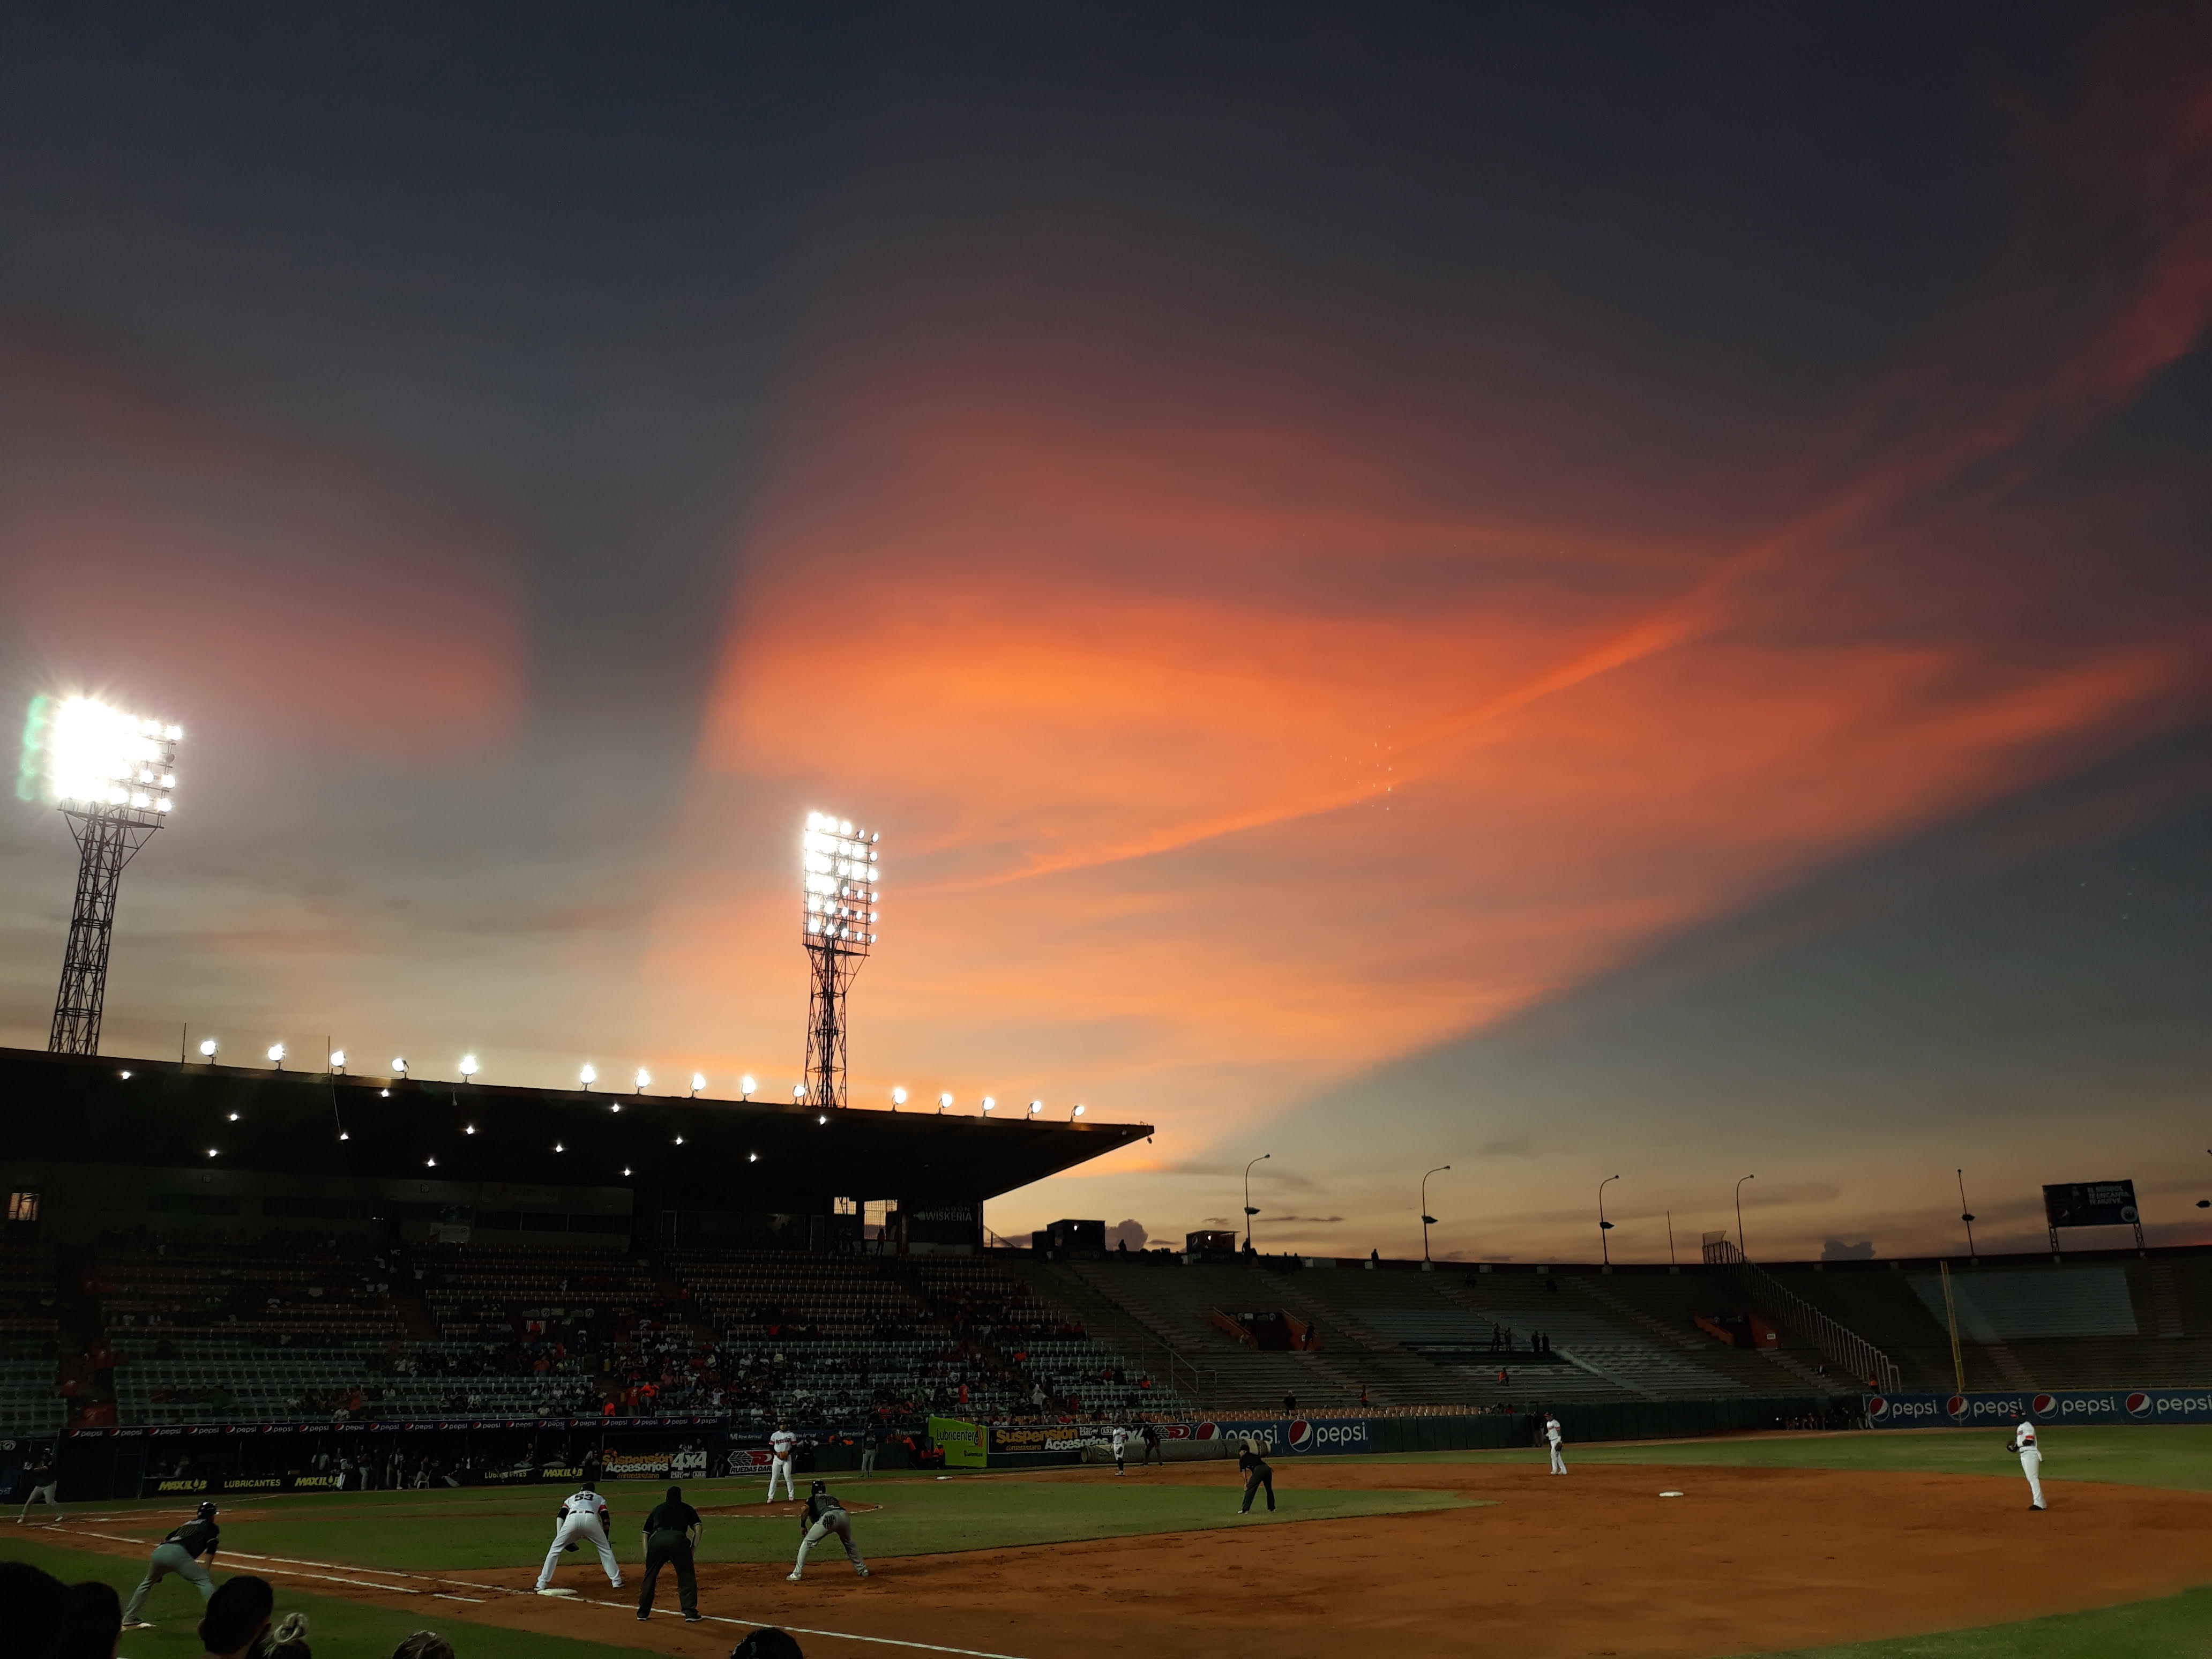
left=1956, top=1168, right=1978, bottom=1258
left=1735, top=1174, right=1755, bottom=1260
left=1598, top=1174, right=1620, bottom=1265
left=1421, top=1165, right=1450, bottom=1263
left=1243, top=1154, right=1271, bottom=1254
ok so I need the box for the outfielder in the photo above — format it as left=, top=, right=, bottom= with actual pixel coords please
left=766, top=1421, right=798, bottom=1501
left=789, top=1480, right=869, bottom=1580
left=1111, top=1425, right=1128, bottom=1475
left=2009, top=1419, right=2045, bottom=1511
left=1545, top=1414, right=1566, bottom=1474
left=16, top=1446, right=63, bottom=1521
left=537, top=1482, right=622, bottom=1593
left=121, top=1501, right=221, bottom=1629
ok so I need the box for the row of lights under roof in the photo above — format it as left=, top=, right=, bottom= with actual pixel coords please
left=172, top=1044, right=1088, bottom=1117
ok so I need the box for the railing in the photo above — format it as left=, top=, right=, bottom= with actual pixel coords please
left=1702, top=1237, right=1901, bottom=1393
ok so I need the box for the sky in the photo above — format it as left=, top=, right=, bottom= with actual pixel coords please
left=2, top=4, right=2209, bottom=1264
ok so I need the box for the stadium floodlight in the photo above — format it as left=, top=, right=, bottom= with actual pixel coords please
left=267, top=1043, right=286, bottom=1068
left=635, top=1067, right=652, bottom=1094
left=741, top=1074, right=757, bottom=1100
left=198, top=1038, right=219, bottom=1059
left=691, top=1072, right=706, bottom=1097
left=793, top=1082, right=806, bottom=1102
left=459, top=1053, right=479, bottom=1080
left=891, top=1087, right=907, bottom=1109
left=330, top=1050, right=347, bottom=1073
left=21, top=695, right=184, bottom=1054
left=799, top=811, right=881, bottom=1113
left=1027, top=1100, right=1042, bottom=1117
left=937, top=1092, right=952, bottom=1114
left=980, top=1096, right=995, bottom=1115
left=392, top=1057, right=408, bottom=1076
left=1071, top=1103, right=1085, bottom=1119
left=579, top=1063, right=597, bottom=1089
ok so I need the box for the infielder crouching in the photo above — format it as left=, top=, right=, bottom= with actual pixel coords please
left=2010, top=1419, right=2045, bottom=1511
left=122, top=1501, right=221, bottom=1628
left=538, top=1482, right=623, bottom=1593
left=790, top=1480, right=869, bottom=1580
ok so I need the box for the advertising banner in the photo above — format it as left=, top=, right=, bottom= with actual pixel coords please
left=1864, top=1389, right=2212, bottom=1428
left=930, top=1417, right=986, bottom=1468
left=1188, top=1418, right=1374, bottom=1454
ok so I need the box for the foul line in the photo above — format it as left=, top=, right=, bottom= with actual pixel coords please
left=57, top=1523, right=1038, bottom=1658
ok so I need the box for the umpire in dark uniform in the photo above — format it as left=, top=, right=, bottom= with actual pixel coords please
left=636, top=1484, right=703, bottom=1623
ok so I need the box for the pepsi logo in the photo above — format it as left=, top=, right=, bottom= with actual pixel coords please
left=1945, top=1395, right=1969, bottom=1419
left=1290, top=1420, right=1313, bottom=1449
left=1193, top=1422, right=1220, bottom=1440
left=2031, top=1395, right=2056, bottom=1416
left=2126, top=1392, right=2152, bottom=1418
left=1866, top=1396, right=1889, bottom=1419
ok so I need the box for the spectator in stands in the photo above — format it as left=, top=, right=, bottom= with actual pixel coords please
left=0, top=1561, right=69, bottom=1656
left=392, top=1634, right=455, bottom=1659
left=195, top=1574, right=273, bottom=1659
left=62, top=1578, right=123, bottom=1659
left=264, top=1611, right=311, bottom=1658
left=1282, top=1390, right=1296, bottom=1417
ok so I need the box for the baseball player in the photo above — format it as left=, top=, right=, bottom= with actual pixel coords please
left=2009, top=1418, right=2045, bottom=1510
left=537, top=1482, right=622, bottom=1594
left=16, top=1446, right=63, bottom=1521
left=789, top=1479, right=869, bottom=1580
left=767, top=1421, right=798, bottom=1501
left=121, top=1500, right=222, bottom=1628
left=1110, top=1425, right=1128, bottom=1475
left=1138, top=1421, right=1161, bottom=1467
left=1545, top=1414, right=1566, bottom=1475
left=1236, top=1438, right=1275, bottom=1514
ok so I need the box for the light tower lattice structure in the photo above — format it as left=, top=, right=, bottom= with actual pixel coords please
left=18, top=697, right=183, bottom=1056
left=800, top=811, right=880, bottom=1112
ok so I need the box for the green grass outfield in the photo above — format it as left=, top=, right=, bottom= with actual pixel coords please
left=51, top=1470, right=1471, bottom=1570
left=10, top=1430, right=2212, bottom=1657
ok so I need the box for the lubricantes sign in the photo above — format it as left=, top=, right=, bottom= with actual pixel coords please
left=1865, top=1390, right=2212, bottom=1428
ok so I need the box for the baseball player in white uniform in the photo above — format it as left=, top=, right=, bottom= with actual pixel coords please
left=1545, top=1414, right=1566, bottom=1475
left=537, top=1483, right=623, bottom=1593
left=766, top=1421, right=798, bottom=1501
left=2009, top=1419, right=2045, bottom=1510
left=1111, top=1425, right=1128, bottom=1475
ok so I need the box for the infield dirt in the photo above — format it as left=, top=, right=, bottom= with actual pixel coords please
left=55, top=1459, right=2212, bottom=1656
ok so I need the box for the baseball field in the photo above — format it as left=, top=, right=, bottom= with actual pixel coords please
left=13, top=1426, right=2212, bottom=1657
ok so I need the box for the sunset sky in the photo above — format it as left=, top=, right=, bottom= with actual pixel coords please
left=3, top=5, right=2208, bottom=1263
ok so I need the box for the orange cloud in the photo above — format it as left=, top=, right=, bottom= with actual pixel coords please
left=0, top=320, right=525, bottom=753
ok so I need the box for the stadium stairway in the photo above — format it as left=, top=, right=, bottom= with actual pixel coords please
left=1563, top=1271, right=1855, bottom=1396
left=1054, top=1260, right=1382, bottom=1413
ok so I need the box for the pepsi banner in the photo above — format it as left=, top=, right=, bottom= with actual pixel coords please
left=1181, top=1418, right=1374, bottom=1454
left=1865, top=1389, right=2212, bottom=1428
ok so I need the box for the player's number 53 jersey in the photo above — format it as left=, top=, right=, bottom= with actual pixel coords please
left=561, top=1491, right=609, bottom=1519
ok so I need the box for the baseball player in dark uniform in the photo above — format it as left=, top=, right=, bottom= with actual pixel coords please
left=789, top=1480, right=869, bottom=1580
left=1138, top=1421, right=1161, bottom=1468
left=122, top=1501, right=221, bottom=1628
left=1236, top=1439, right=1275, bottom=1514
left=16, top=1446, right=63, bottom=1521
left=636, top=1483, right=704, bottom=1622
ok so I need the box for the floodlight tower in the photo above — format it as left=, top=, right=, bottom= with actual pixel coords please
left=19, top=696, right=183, bottom=1055
left=799, top=811, right=880, bottom=1112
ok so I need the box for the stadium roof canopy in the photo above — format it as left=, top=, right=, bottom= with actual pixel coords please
left=0, top=1047, right=1150, bottom=1207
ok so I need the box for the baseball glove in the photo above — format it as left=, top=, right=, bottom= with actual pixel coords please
left=564, top=1541, right=578, bottom=1551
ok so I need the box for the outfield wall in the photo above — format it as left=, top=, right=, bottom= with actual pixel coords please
left=1866, top=1389, right=2212, bottom=1428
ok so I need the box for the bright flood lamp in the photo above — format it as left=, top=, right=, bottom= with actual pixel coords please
left=392, top=1057, right=407, bottom=1074
left=980, top=1096, right=995, bottom=1114
left=636, top=1067, right=651, bottom=1092
left=21, top=695, right=183, bottom=814
left=1027, top=1100, right=1042, bottom=1117
left=458, top=1053, right=478, bottom=1079
left=198, top=1038, right=219, bottom=1058
left=579, top=1063, right=596, bottom=1088
left=267, top=1043, right=286, bottom=1065
left=329, top=1050, right=347, bottom=1072
left=937, top=1092, right=952, bottom=1112
left=691, top=1071, right=706, bottom=1095
left=892, top=1087, right=907, bottom=1107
